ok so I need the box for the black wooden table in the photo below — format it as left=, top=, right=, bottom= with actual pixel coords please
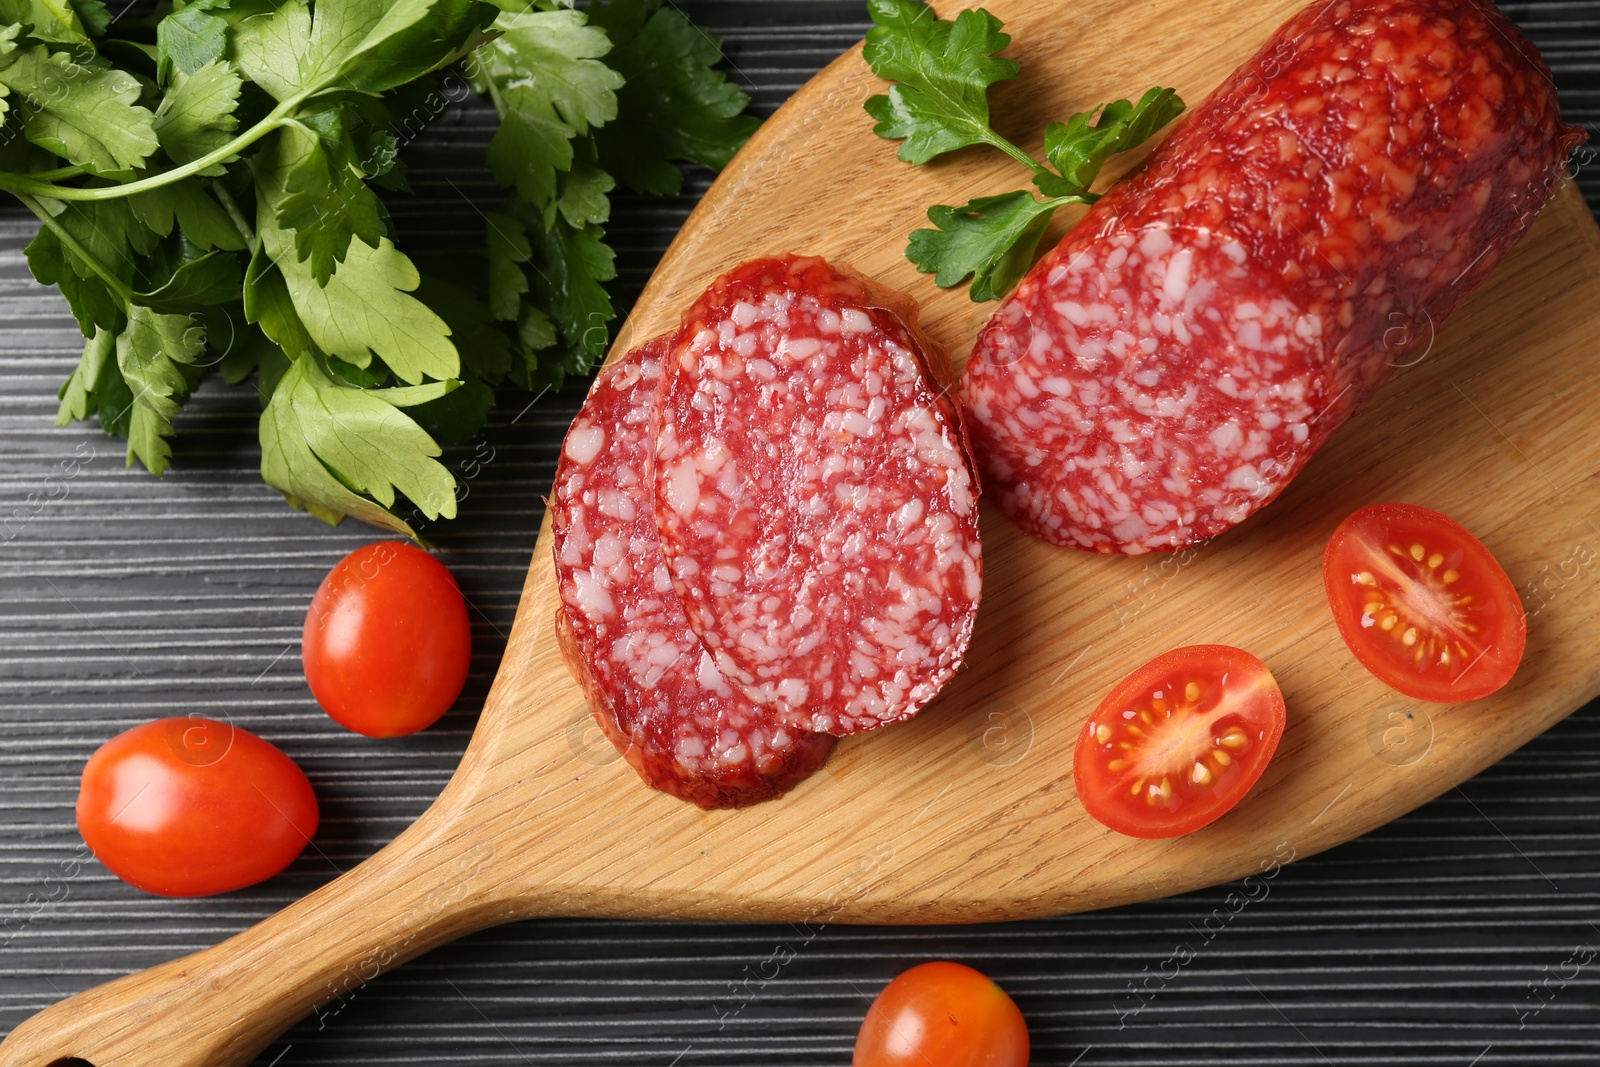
left=2, top=2, right=1598, bottom=1064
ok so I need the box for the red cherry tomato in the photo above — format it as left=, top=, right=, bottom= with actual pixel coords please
left=1323, top=502, right=1525, bottom=703
left=77, top=718, right=318, bottom=897
left=1075, top=645, right=1286, bottom=839
left=302, top=542, right=472, bottom=737
left=853, top=961, right=1029, bottom=1067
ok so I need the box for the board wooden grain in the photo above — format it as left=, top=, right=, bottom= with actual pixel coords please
left=4, top=0, right=1598, bottom=1063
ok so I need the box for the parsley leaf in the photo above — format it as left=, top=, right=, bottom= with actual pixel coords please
left=908, top=191, right=1061, bottom=302
left=1038, top=87, right=1185, bottom=196
left=515, top=304, right=556, bottom=369
left=72, top=0, right=106, bottom=37
left=589, top=0, right=760, bottom=196
left=0, top=24, right=15, bottom=125
left=526, top=213, right=615, bottom=388
left=156, top=3, right=229, bottom=83
left=0, top=0, right=100, bottom=48
left=325, top=354, right=387, bottom=389
left=127, top=180, right=248, bottom=252
left=242, top=240, right=312, bottom=360
left=320, top=0, right=496, bottom=96
left=117, top=303, right=205, bottom=475
left=865, top=0, right=1181, bottom=300
left=153, top=60, right=242, bottom=173
left=25, top=222, right=123, bottom=335
left=0, top=44, right=158, bottom=175
left=259, top=355, right=457, bottom=536
left=484, top=208, right=530, bottom=322
left=862, top=0, right=1017, bottom=166
left=557, top=154, right=613, bottom=228
left=475, top=7, right=622, bottom=214
left=133, top=250, right=244, bottom=311
left=255, top=108, right=388, bottom=283
left=229, top=0, right=311, bottom=102
left=259, top=206, right=458, bottom=385
left=233, top=0, right=496, bottom=103
left=56, top=325, right=132, bottom=435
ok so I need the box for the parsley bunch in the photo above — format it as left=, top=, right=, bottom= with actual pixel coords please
left=0, top=0, right=757, bottom=536
left=863, top=0, right=1184, bottom=301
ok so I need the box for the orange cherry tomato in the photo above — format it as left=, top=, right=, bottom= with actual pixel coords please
left=302, top=542, right=472, bottom=737
left=1323, top=502, right=1525, bottom=702
left=1075, top=645, right=1286, bottom=838
left=77, top=718, right=318, bottom=897
left=853, top=961, right=1029, bottom=1067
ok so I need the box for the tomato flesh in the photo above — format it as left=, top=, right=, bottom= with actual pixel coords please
left=1323, top=503, right=1525, bottom=702
left=77, top=718, right=319, bottom=897
left=1075, top=645, right=1286, bottom=839
left=853, top=961, right=1028, bottom=1067
left=303, top=542, right=472, bottom=737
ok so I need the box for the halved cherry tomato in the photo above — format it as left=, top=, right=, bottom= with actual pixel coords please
left=1323, top=503, right=1525, bottom=703
left=853, top=961, right=1028, bottom=1067
left=1075, top=645, right=1285, bottom=839
left=77, top=717, right=319, bottom=897
left=302, top=542, right=472, bottom=737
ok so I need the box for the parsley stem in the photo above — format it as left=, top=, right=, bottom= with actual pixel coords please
left=27, top=165, right=86, bottom=182
left=16, top=194, right=134, bottom=304
left=980, top=132, right=1053, bottom=181
left=0, top=105, right=295, bottom=202
left=211, top=181, right=256, bottom=250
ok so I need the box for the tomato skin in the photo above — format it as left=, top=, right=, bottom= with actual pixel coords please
left=77, top=718, right=318, bottom=898
left=853, top=961, right=1029, bottom=1067
left=303, top=542, right=472, bottom=737
left=1075, top=645, right=1286, bottom=839
left=1323, top=503, right=1526, bottom=703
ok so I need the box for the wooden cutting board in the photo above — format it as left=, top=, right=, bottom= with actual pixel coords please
left=5, top=0, right=1599, bottom=1063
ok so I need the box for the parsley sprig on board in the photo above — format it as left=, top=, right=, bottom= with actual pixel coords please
left=0, top=0, right=757, bottom=537
left=863, top=0, right=1184, bottom=301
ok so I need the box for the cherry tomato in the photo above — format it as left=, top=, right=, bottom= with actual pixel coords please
left=302, top=542, right=472, bottom=737
left=853, top=961, right=1029, bottom=1067
left=1323, top=502, right=1525, bottom=703
left=1075, top=645, right=1286, bottom=839
left=77, top=717, right=319, bottom=897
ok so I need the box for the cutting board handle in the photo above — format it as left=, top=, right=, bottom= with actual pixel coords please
left=0, top=793, right=521, bottom=1067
